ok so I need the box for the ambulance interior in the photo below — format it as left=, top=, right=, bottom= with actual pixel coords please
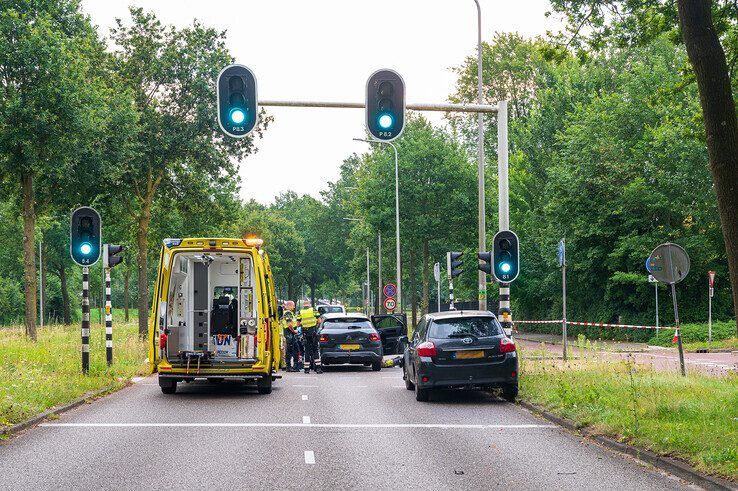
left=164, top=252, right=259, bottom=362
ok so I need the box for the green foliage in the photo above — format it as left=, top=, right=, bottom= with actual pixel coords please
left=0, top=322, right=147, bottom=429
left=521, top=352, right=738, bottom=479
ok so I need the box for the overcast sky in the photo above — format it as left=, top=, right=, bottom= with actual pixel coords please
left=81, top=0, right=559, bottom=204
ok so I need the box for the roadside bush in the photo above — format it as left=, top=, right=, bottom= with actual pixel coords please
left=648, top=321, right=736, bottom=346
left=0, top=277, right=24, bottom=325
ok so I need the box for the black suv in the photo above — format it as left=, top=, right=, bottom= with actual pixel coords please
left=402, top=310, right=518, bottom=402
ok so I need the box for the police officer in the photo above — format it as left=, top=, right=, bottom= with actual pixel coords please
left=296, top=301, right=322, bottom=374
left=282, top=312, right=300, bottom=372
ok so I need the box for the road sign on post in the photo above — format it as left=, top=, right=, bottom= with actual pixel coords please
left=433, top=262, right=441, bottom=313
left=708, top=271, right=716, bottom=344
left=217, top=64, right=258, bottom=138
left=384, top=297, right=397, bottom=312
left=383, top=283, right=397, bottom=299
left=648, top=243, right=690, bottom=376
left=366, top=69, right=405, bottom=142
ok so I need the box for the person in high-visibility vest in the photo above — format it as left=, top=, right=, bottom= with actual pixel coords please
left=296, top=301, right=321, bottom=374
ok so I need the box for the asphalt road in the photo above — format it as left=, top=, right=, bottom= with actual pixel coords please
left=0, top=367, right=697, bottom=490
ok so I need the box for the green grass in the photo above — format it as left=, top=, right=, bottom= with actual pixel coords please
left=648, top=321, right=737, bottom=347
left=0, top=322, right=148, bottom=431
left=519, top=347, right=738, bottom=480
left=679, top=338, right=738, bottom=352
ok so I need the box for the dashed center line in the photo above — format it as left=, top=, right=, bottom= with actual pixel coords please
left=304, top=450, right=315, bottom=465
left=301, top=395, right=308, bottom=401
left=302, top=416, right=311, bottom=424
left=292, top=385, right=318, bottom=388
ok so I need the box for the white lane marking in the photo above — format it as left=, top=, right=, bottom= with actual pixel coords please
left=292, top=385, right=319, bottom=388
left=40, top=422, right=556, bottom=429
left=350, top=385, right=369, bottom=388
left=303, top=416, right=311, bottom=424
left=301, top=395, right=308, bottom=401
left=391, top=385, right=405, bottom=388
left=382, top=376, right=398, bottom=379
left=132, top=377, right=145, bottom=383
left=304, top=450, right=315, bottom=465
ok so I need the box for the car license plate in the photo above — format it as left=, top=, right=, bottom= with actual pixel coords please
left=455, top=350, right=485, bottom=359
left=339, top=344, right=361, bottom=351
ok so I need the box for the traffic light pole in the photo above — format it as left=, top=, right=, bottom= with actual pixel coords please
left=81, top=267, right=90, bottom=374
left=105, top=267, right=113, bottom=366
left=497, top=101, right=511, bottom=329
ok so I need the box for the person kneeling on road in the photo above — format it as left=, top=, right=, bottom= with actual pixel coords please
left=297, top=302, right=322, bottom=374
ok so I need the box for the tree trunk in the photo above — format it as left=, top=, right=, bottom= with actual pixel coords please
left=137, top=199, right=153, bottom=337
left=59, top=262, right=71, bottom=325
left=287, top=272, right=295, bottom=304
left=309, top=281, right=316, bottom=307
left=124, top=264, right=130, bottom=323
left=21, top=173, right=37, bottom=340
left=421, top=239, right=430, bottom=315
left=678, top=0, right=738, bottom=334
left=410, top=248, right=417, bottom=328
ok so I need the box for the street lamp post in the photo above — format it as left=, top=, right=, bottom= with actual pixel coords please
left=473, top=0, right=487, bottom=311
left=353, top=138, right=401, bottom=313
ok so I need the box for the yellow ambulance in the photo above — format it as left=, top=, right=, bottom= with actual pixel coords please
left=148, top=237, right=281, bottom=394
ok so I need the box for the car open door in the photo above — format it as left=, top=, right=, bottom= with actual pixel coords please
left=371, top=314, right=407, bottom=355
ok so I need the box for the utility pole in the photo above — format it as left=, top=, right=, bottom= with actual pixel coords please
left=473, top=0, right=487, bottom=311
left=378, top=232, right=382, bottom=315
left=39, top=239, right=44, bottom=328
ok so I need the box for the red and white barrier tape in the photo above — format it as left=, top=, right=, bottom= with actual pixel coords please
left=514, top=320, right=675, bottom=330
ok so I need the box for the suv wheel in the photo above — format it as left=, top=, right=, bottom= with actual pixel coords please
left=371, top=360, right=382, bottom=371
left=403, top=365, right=415, bottom=390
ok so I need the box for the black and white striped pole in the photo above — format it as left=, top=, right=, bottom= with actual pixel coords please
left=70, top=207, right=102, bottom=375
left=82, top=266, right=90, bottom=373
left=447, top=252, right=463, bottom=310
left=104, top=265, right=113, bottom=366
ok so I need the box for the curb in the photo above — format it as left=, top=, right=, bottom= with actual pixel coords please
left=0, top=381, right=131, bottom=437
left=516, top=335, right=649, bottom=353
left=518, top=400, right=736, bottom=490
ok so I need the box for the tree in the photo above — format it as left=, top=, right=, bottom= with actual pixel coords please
left=109, top=8, right=269, bottom=336
left=0, top=0, right=135, bottom=339
left=548, top=0, right=738, bottom=330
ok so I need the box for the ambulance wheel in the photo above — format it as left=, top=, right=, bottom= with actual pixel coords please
left=159, top=378, right=177, bottom=395
left=257, top=375, right=272, bottom=394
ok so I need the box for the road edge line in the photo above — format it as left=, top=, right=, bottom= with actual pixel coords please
left=0, top=380, right=135, bottom=438
left=517, top=399, right=736, bottom=490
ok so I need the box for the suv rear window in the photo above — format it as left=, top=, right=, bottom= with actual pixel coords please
left=317, top=305, right=344, bottom=314
left=322, top=318, right=373, bottom=330
left=429, top=317, right=502, bottom=339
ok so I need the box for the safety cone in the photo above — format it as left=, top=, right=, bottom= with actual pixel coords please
left=672, top=329, right=679, bottom=344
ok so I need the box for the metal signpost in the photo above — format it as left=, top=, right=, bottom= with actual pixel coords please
left=648, top=274, right=659, bottom=335
left=433, top=262, right=441, bottom=313
left=558, top=238, right=567, bottom=361
left=708, top=271, right=716, bottom=344
left=648, top=243, right=690, bottom=376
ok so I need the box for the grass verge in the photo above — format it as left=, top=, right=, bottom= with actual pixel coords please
left=0, top=322, right=148, bottom=431
left=519, top=347, right=738, bottom=480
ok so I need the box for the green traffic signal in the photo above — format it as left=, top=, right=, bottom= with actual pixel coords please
left=70, top=207, right=101, bottom=266
left=217, top=64, right=258, bottom=138
left=366, top=69, right=405, bottom=141
left=492, top=231, right=520, bottom=283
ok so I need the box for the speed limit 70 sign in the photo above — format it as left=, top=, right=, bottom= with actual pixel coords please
left=384, top=297, right=397, bottom=311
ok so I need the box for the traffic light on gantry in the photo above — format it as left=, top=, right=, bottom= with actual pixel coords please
left=492, top=230, right=520, bottom=283
left=447, top=251, right=464, bottom=279
left=70, top=207, right=101, bottom=266
left=217, top=64, right=258, bottom=138
left=104, top=244, right=124, bottom=269
left=366, top=69, right=405, bottom=141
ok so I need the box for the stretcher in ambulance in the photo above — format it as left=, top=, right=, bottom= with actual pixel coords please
left=148, top=237, right=281, bottom=394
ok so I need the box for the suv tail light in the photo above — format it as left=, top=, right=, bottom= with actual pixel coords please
left=319, top=334, right=328, bottom=342
left=416, top=341, right=437, bottom=357
left=369, top=333, right=380, bottom=342
left=500, top=337, right=516, bottom=353
left=159, top=333, right=168, bottom=349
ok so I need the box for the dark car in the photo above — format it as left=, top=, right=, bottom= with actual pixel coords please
left=402, top=310, right=518, bottom=402
left=371, top=313, right=407, bottom=355
left=319, top=313, right=383, bottom=370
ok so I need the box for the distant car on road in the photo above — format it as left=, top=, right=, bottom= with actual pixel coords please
left=316, top=304, right=346, bottom=316
left=319, top=313, right=383, bottom=370
left=402, top=310, right=518, bottom=402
